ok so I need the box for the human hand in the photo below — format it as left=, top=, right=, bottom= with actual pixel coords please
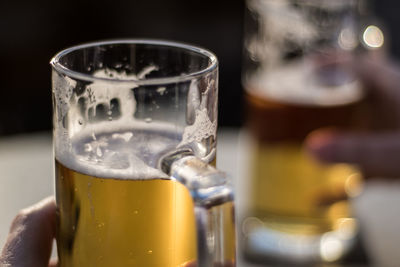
left=0, top=197, right=57, bottom=267
left=307, top=56, right=400, bottom=178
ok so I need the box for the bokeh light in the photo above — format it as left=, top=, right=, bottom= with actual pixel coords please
left=362, top=25, right=384, bottom=49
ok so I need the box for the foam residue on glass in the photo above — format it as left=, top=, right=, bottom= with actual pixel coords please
left=181, top=79, right=217, bottom=162
left=248, top=62, right=363, bottom=106
left=53, top=67, right=217, bottom=180
left=245, top=0, right=363, bottom=107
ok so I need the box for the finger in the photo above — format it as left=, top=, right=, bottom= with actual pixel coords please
left=306, top=130, right=400, bottom=178
left=48, top=258, right=58, bottom=267
left=355, top=56, right=400, bottom=97
left=358, top=58, right=400, bottom=104
left=0, top=197, right=56, bottom=267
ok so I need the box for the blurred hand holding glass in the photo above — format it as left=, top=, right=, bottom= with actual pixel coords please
left=241, top=0, right=376, bottom=263
left=51, top=40, right=236, bottom=267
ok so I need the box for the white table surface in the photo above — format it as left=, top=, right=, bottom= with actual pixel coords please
left=1, top=128, right=400, bottom=266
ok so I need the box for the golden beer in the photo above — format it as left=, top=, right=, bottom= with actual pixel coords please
left=243, top=80, right=364, bottom=252
left=55, top=127, right=235, bottom=266
left=56, top=160, right=197, bottom=266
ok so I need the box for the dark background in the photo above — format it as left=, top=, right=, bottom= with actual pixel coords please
left=0, top=0, right=397, bottom=135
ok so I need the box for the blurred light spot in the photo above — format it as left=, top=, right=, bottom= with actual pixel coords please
left=337, top=218, right=358, bottom=239
left=320, top=234, right=344, bottom=262
left=345, top=173, right=363, bottom=197
left=338, top=28, right=358, bottom=50
left=363, top=25, right=384, bottom=49
left=242, top=217, right=263, bottom=235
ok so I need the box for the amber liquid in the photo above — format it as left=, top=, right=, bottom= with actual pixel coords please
left=56, top=160, right=198, bottom=266
left=244, top=90, right=363, bottom=236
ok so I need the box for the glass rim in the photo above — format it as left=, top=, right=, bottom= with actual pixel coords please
left=50, top=39, right=218, bottom=85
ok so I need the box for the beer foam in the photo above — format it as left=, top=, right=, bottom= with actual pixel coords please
left=54, top=67, right=217, bottom=180
left=56, top=120, right=184, bottom=180
left=93, top=66, right=158, bottom=80
left=179, top=108, right=216, bottom=146
left=247, top=62, right=363, bottom=106
left=179, top=79, right=217, bottom=159
left=246, top=0, right=362, bottom=107
left=55, top=67, right=168, bottom=180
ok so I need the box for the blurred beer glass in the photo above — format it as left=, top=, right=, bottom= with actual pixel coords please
left=51, top=40, right=235, bottom=267
left=241, top=0, right=371, bottom=263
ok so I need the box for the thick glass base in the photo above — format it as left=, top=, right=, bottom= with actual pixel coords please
left=241, top=218, right=359, bottom=265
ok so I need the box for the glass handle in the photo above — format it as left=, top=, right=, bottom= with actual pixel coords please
left=161, top=152, right=235, bottom=267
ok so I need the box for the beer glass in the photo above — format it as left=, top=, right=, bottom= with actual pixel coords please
left=241, top=0, right=366, bottom=263
left=51, top=40, right=235, bottom=267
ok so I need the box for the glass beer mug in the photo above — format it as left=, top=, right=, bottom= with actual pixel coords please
left=241, top=0, right=367, bottom=264
left=51, top=40, right=235, bottom=267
